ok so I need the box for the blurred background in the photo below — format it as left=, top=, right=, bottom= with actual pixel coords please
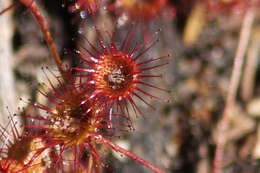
left=1, top=0, right=260, bottom=172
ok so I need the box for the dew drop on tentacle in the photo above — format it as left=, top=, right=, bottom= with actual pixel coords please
left=80, top=10, right=87, bottom=19
left=108, top=108, right=113, bottom=129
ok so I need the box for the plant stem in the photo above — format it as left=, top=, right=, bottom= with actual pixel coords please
left=94, top=136, right=165, bottom=173
left=241, top=36, right=259, bottom=101
left=19, top=0, right=67, bottom=80
left=213, top=7, right=256, bottom=173
left=0, top=1, right=18, bottom=15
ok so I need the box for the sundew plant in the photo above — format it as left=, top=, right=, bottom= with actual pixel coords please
left=0, top=0, right=260, bottom=173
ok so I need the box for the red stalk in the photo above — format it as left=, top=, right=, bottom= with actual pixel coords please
left=19, top=0, right=67, bottom=80
left=94, top=135, right=165, bottom=173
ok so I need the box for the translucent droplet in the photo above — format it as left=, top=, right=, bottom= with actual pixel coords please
left=78, top=29, right=84, bottom=34
left=80, top=11, right=87, bottom=19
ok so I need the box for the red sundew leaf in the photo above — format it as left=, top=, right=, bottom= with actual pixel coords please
left=73, top=27, right=170, bottom=118
left=25, top=70, right=131, bottom=171
left=68, top=0, right=102, bottom=19
left=0, top=159, right=28, bottom=173
left=0, top=112, right=48, bottom=173
left=107, top=0, right=176, bottom=27
left=205, top=0, right=259, bottom=17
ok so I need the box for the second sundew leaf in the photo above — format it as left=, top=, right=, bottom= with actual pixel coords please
left=107, top=0, right=176, bottom=27
left=26, top=69, right=130, bottom=171
left=68, top=0, right=102, bottom=18
left=0, top=114, right=49, bottom=173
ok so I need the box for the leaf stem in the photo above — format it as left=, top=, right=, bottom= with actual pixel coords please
left=19, top=0, right=67, bottom=80
left=94, top=136, right=165, bottom=173
left=213, top=6, right=256, bottom=173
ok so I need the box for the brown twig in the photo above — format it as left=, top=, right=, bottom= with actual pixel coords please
left=19, top=0, right=67, bottom=80
left=213, top=7, right=256, bottom=173
left=0, top=1, right=18, bottom=15
left=94, top=136, right=165, bottom=173
left=241, top=33, right=260, bottom=101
